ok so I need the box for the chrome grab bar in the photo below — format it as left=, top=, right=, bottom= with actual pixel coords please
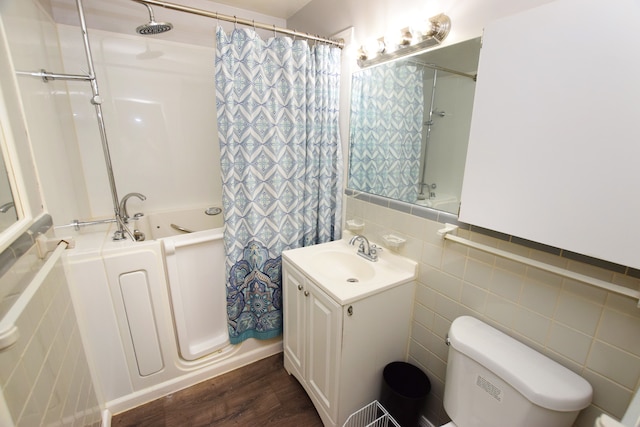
left=57, top=218, right=116, bottom=231
left=171, top=223, right=194, bottom=234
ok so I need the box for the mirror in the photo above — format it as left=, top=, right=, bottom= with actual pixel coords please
left=0, top=152, right=17, bottom=234
left=347, top=37, right=481, bottom=215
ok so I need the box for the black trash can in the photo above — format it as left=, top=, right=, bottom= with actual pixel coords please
left=380, top=362, right=431, bottom=427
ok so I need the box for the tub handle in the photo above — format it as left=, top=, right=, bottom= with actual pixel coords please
left=171, top=223, right=195, bottom=234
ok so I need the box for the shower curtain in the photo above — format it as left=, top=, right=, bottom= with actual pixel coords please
left=215, top=27, right=342, bottom=344
left=349, top=62, right=423, bottom=202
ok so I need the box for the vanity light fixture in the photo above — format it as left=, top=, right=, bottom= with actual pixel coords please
left=357, top=13, right=451, bottom=67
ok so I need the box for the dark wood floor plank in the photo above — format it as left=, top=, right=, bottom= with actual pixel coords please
left=112, top=353, right=323, bottom=427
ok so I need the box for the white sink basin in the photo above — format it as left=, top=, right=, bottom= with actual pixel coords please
left=283, top=238, right=418, bottom=305
left=310, top=250, right=377, bottom=282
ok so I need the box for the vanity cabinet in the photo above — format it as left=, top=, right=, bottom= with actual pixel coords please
left=282, top=258, right=415, bottom=427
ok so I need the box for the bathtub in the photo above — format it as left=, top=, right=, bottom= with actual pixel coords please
left=415, top=194, right=460, bottom=214
left=61, top=206, right=282, bottom=415
left=136, top=206, right=228, bottom=361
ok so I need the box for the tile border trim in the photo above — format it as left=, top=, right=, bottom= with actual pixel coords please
left=344, top=189, right=637, bottom=277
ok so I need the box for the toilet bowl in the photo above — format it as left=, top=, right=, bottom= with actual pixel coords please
left=440, top=316, right=592, bottom=427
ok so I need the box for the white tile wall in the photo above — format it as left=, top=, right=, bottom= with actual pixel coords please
left=0, top=244, right=101, bottom=426
left=345, top=195, right=640, bottom=427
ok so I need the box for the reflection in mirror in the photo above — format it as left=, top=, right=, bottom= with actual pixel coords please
left=348, top=37, right=481, bottom=215
left=0, top=140, right=17, bottom=234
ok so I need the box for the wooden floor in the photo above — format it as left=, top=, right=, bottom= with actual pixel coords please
left=112, top=353, right=323, bottom=427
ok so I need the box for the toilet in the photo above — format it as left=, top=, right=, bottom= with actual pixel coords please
left=441, top=316, right=593, bottom=427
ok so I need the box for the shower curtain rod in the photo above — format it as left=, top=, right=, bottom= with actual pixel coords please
left=408, top=59, right=477, bottom=81
left=131, top=0, right=345, bottom=48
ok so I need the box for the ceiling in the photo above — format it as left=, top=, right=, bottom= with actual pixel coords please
left=206, top=0, right=313, bottom=19
left=51, top=0, right=313, bottom=21
left=49, top=0, right=314, bottom=47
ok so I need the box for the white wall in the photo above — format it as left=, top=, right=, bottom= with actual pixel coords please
left=289, top=0, right=555, bottom=51
left=289, top=0, right=556, bottom=188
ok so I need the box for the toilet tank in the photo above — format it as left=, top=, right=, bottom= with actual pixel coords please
left=443, top=316, right=592, bottom=427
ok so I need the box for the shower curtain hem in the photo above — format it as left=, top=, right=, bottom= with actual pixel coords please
left=229, top=329, right=282, bottom=345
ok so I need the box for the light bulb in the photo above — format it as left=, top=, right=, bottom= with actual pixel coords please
left=362, top=38, right=385, bottom=58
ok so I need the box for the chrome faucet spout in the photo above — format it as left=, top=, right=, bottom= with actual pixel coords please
left=0, top=201, right=14, bottom=213
left=119, top=192, right=146, bottom=221
left=349, top=234, right=379, bottom=262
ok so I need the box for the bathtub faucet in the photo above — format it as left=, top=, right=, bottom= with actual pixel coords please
left=0, top=201, right=14, bottom=213
left=119, top=192, right=146, bottom=222
left=349, top=234, right=379, bottom=262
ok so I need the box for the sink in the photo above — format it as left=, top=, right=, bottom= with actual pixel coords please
left=309, top=250, right=376, bottom=282
left=282, top=238, right=418, bottom=305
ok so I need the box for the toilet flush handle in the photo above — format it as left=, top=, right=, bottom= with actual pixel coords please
left=445, top=334, right=451, bottom=346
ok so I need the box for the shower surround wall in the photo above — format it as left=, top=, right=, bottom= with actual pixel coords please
left=419, top=70, right=475, bottom=206
left=1, top=0, right=90, bottom=227
left=57, top=24, right=222, bottom=217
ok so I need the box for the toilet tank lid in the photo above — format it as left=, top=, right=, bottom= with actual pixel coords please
left=448, top=316, right=593, bottom=412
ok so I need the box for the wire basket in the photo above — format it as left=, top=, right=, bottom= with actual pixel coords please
left=343, top=400, right=400, bottom=427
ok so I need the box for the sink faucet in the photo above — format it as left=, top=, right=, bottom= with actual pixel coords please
left=119, top=192, right=146, bottom=222
left=349, top=234, right=379, bottom=262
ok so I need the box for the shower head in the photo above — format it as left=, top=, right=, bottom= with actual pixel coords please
left=136, top=3, right=173, bottom=35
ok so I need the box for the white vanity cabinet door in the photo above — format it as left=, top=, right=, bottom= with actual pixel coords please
left=306, top=279, right=341, bottom=420
left=283, top=265, right=307, bottom=379
left=283, top=261, right=342, bottom=426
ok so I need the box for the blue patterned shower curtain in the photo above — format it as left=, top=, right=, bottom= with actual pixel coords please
left=215, top=27, right=342, bottom=344
left=349, top=62, right=423, bottom=202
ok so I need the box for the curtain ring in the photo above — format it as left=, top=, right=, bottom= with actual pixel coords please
left=273, top=24, right=277, bottom=38
left=234, top=15, right=237, bottom=29
left=252, top=19, right=256, bottom=31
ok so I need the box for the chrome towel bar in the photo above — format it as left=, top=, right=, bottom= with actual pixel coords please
left=438, top=224, right=640, bottom=308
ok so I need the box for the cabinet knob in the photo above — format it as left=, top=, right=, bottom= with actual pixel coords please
left=304, top=291, right=309, bottom=297
left=297, top=284, right=303, bottom=291
left=347, top=305, right=353, bottom=316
